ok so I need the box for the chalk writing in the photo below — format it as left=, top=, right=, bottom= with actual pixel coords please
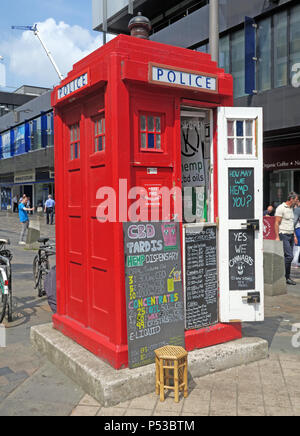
left=124, top=222, right=185, bottom=369
left=228, top=168, right=254, bottom=219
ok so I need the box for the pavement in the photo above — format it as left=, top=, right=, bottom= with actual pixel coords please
left=0, top=211, right=300, bottom=416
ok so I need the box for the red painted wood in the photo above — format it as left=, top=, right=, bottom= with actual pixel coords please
left=52, top=34, right=236, bottom=369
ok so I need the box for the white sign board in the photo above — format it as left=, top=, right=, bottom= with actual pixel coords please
left=151, top=65, right=217, bottom=92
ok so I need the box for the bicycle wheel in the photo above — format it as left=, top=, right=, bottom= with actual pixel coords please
left=38, top=259, right=50, bottom=297
left=0, top=273, right=7, bottom=323
left=7, top=270, right=13, bottom=323
left=33, top=255, right=39, bottom=288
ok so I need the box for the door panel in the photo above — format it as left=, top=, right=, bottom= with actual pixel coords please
left=218, top=107, right=264, bottom=323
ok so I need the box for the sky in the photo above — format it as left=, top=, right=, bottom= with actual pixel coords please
left=0, top=0, right=107, bottom=91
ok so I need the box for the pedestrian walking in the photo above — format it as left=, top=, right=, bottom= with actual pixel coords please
left=44, top=195, right=55, bottom=225
left=18, top=195, right=34, bottom=245
left=292, top=199, right=300, bottom=268
left=263, top=205, right=275, bottom=216
left=12, top=195, right=18, bottom=213
left=275, top=192, right=299, bottom=285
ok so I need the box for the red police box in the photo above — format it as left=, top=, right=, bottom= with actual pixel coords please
left=51, top=35, right=263, bottom=370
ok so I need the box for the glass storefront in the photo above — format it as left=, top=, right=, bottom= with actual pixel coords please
left=268, top=170, right=300, bottom=207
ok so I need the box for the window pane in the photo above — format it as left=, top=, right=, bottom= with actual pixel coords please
left=219, top=35, right=230, bottom=73
left=102, top=136, right=105, bottom=150
left=246, top=139, right=253, bottom=154
left=99, top=120, right=102, bottom=134
left=95, top=122, right=98, bottom=136
left=274, top=11, right=287, bottom=88
left=148, top=116, right=154, bottom=132
left=141, top=133, right=146, bottom=149
left=228, top=138, right=234, bottom=154
left=290, top=4, right=300, bottom=82
left=98, top=137, right=103, bottom=151
left=227, top=120, right=234, bottom=137
left=258, top=18, right=271, bottom=91
left=156, top=134, right=161, bottom=149
left=231, top=30, right=245, bottom=98
left=148, top=133, right=155, bottom=148
left=237, top=139, right=244, bottom=154
left=70, top=127, right=74, bottom=142
left=74, top=126, right=77, bottom=141
left=245, top=120, right=253, bottom=137
left=102, top=118, right=105, bottom=133
left=156, top=117, right=161, bottom=132
left=70, top=144, right=73, bottom=160
left=95, top=138, right=97, bottom=152
left=236, top=121, right=244, bottom=137
left=140, top=116, right=146, bottom=131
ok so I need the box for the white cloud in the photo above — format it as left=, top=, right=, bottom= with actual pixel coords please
left=0, top=18, right=111, bottom=88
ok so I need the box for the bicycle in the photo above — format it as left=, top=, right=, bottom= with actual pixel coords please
left=0, top=239, right=13, bottom=323
left=33, top=238, right=56, bottom=298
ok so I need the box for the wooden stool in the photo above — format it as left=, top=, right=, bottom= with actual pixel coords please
left=155, top=345, right=188, bottom=403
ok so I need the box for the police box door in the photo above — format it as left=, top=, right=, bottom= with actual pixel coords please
left=217, top=107, right=264, bottom=323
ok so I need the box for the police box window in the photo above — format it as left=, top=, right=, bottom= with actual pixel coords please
left=94, top=117, right=105, bottom=152
left=69, top=123, right=80, bottom=160
left=140, top=114, right=162, bottom=152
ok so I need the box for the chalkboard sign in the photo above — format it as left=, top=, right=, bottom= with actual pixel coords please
left=184, top=225, right=218, bottom=330
left=123, top=222, right=185, bottom=369
left=228, top=168, right=254, bottom=220
left=229, top=230, right=255, bottom=291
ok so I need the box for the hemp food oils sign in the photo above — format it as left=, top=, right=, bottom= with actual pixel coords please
left=123, top=222, right=185, bottom=369
left=150, top=64, right=218, bottom=93
left=57, top=72, right=89, bottom=101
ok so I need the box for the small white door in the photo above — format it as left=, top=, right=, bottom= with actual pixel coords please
left=218, top=107, right=264, bottom=323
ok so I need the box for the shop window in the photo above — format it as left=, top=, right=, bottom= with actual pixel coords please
left=94, top=117, right=105, bottom=152
left=227, top=119, right=255, bottom=156
left=290, top=4, right=300, bottom=82
left=140, top=114, right=162, bottom=151
left=70, top=123, right=80, bottom=160
left=258, top=17, right=271, bottom=92
left=274, top=11, right=288, bottom=88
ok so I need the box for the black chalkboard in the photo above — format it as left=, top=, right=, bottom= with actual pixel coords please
left=229, top=230, right=255, bottom=291
left=228, top=168, right=254, bottom=220
left=123, top=222, right=185, bottom=369
left=184, top=225, right=218, bottom=330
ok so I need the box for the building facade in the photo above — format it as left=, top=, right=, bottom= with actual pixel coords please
left=0, top=89, right=54, bottom=211
left=93, top=0, right=300, bottom=207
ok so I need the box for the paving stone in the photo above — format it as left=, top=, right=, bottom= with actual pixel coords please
left=5, top=371, right=28, bottom=383
left=265, top=407, right=294, bottom=417
left=0, top=367, right=13, bottom=377
left=79, top=394, right=101, bottom=407
left=97, top=407, right=126, bottom=416
left=238, top=405, right=265, bottom=416
left=71, top=405, right=100, bottom=416
left=238, top=392, right=264, bottom=406
left=124, top=408, right=152, bottom=416
left=182, top=399, right=209, bottom=415
left=153, top=411, right=179, bottom=416
left=154, top=396, right=184, bottom=414
left=129, top=393, right=157, bottom=410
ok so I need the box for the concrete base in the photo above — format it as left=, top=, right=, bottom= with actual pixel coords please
left=264, top=240, right=287, bottom=296
left=31, top=323, right=268, bottom=407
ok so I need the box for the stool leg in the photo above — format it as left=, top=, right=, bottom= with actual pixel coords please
left=174, top=360, right=179, bottom=403
left=159, top=358, right=165, bottom=402
left=155, top=356, right=159, bottom=395
left=184, top=360, right=188, bottom=398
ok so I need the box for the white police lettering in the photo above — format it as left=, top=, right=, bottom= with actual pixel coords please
left=58, top=73, right=88, bottom=100
left=152, top=66, right=217, bottom=91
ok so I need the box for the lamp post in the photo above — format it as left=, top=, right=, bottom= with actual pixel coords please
left=209, top=0, right=219, bottom=64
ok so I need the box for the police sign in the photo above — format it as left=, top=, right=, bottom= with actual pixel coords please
left=58, top=72, right=89, bottom=100
left=150, top=64, right=217, bottom=92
